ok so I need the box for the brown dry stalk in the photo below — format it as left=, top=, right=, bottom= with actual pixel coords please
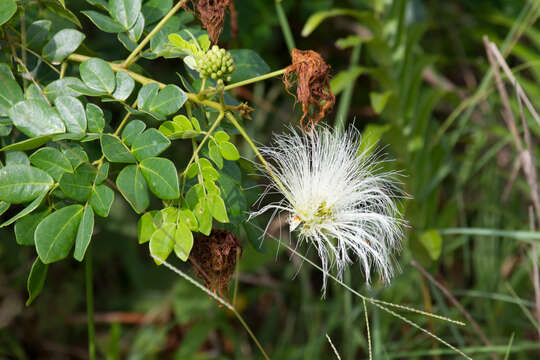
left=483, top=35, right=525, bottom=203
left=482, top=37, right=523, bottom=152
left=186, top=0, right=232, bottom=44
left=502, top=157, right=522, bottom=203
left=189, top=229, right=242, bottom=300
left=484, top=36, right=540, bottom=339
left=283, top=49, right=336, bottom=132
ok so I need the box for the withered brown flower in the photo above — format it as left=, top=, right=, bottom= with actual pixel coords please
left=283, top=49, right=336, bottom=132
left=185, top=0, right=234, bottom=44
left=189, top=229, right=242, bottom=300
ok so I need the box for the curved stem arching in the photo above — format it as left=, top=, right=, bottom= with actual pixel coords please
left=225, top=112, right=292, bottom=200
left=121, top=0, right=189, bottom=68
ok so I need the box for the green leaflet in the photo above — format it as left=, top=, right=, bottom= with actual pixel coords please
left=116, top=164, right=150, bottom=214
left=35, top=205, right=84, bottom=264
left=139, top=157, right=179, bottom=200
left=0, top=165, right=53, bottom=204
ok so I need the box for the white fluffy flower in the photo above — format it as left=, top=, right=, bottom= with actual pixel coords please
left=252, top=127, right=405, bottom=292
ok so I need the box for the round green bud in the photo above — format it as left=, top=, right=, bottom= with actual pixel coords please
left=196, top=45, right=236, bottom=81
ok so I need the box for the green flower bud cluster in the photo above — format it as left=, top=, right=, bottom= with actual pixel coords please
left=197, top=45, right=235, bottom=83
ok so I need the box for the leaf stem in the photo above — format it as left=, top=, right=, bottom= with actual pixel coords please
left=113, top=100, right=137, bottom=136
left=200, top=68, right=287, bottom=98
left=225, top=112, right=291, bottom=199
left=198, top=69, right=287, bottom=106
left=224, top=69, right=286, bottom=91
left=200, top=78, right=206, bottom=92
left=275, top=0, right=296, bottom=53
left=60, top=63, right=67, bottom=79
left=121, top=0, right=188, bottom=68
left=225, top=113, right=266, bottom=167
left=181, top=111, right=225, bottom=193
left=85, top=246, right=96, bottom=360
left=189, top=112, right=224, bottom=169
left=8, top=40, right=50, bottom=105
left=12, top=42, right=61, bottom=74
left=67, top=54, right=236, bottom=112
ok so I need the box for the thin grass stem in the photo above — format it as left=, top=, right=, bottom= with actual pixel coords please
left=503, top=333, right=515, bottom=360
left=275, top=0, right=296, bottom=52
left=250, top=224, right=471, bottom=359
left=326, top=333, right=342, bottom=360
left=85, top=246, right=96, bottom=360
left=152, top=255, right=271, bottom=360
left=335, top=43, right=362, bottom=133
left=362, top=298, right=372, bottom=360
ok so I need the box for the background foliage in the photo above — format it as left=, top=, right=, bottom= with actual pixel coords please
left=2, top=0, right=540, bottom=359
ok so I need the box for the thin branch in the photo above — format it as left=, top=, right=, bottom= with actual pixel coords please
left=121, top=0, right=189, bottom=68
left=180, top=111, right=224, bottom=194
left=11, top=54, right=50, bottom=105
left=13, top=43, right=61, bottom=74
left=67, top=54, right=237, bottom=113
left=226, top=112, right=292, bottom=200
left=224, top=69, right=286, bottom=92
left=7, top=36, right=50, bottom=105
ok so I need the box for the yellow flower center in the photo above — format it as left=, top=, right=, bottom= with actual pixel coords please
left=290, top=200, right=335, bottom=232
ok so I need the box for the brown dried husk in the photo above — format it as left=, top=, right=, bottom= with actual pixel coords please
left=283, top=49, right=336, bottom=132
left=189, top=230, right=242, bottom=299
left=186, top=0, right=232, bottom=44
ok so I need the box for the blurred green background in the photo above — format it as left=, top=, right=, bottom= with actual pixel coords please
left=3, top=0, right=540, bottom=358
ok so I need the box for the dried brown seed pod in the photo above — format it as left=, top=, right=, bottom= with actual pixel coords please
left=189, top=229, right=242, bottom=300
left=185, top=0, right=232, bottom=44
left=283, top=49, right=336, bottom=132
